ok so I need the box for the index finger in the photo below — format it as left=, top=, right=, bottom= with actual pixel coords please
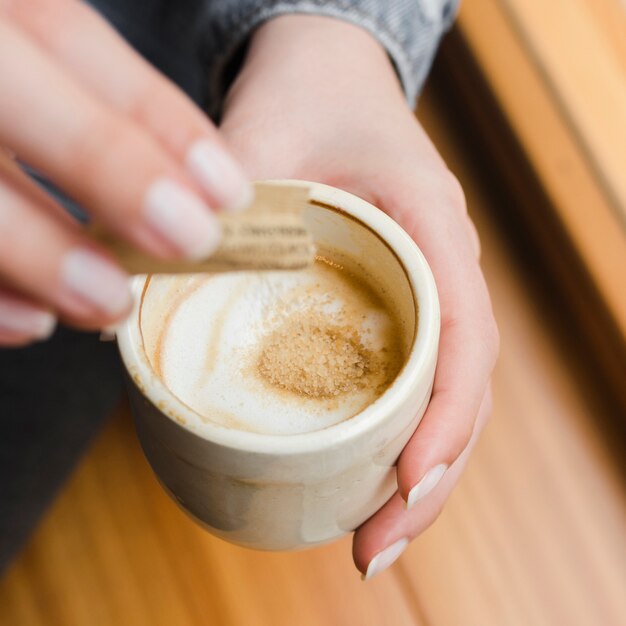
left=2, top=0, right=251, bottom=212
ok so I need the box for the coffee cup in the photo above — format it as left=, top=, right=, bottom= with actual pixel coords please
left=116, top=180, right=440, bottom=550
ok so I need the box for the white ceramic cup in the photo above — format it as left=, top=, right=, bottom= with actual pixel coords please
left=117, top=181, right=440, bottom=551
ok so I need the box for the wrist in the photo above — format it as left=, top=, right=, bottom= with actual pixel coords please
left=224, top=14, right=406, bottom=117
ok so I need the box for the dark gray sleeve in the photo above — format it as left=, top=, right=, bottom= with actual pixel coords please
left=203, top=0, right=460, bottom=112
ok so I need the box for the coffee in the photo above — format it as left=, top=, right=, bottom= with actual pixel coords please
left=119, top=182, right=436, bottom=551
left=140, top=249, right=407, bottom=435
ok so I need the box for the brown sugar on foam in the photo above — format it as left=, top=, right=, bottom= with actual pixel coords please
left=257, top=308, right=390, bottom=399
left=254, top=254, right=405, bottom=405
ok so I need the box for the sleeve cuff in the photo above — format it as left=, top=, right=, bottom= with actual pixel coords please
left=203, top=1, right=460, bottom=115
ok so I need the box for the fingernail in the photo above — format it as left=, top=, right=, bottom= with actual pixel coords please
left=99, top=324, right=117, bottom=342
left=61, top=248, right=131, bottom=316
left=0, top=301, right=56, bottom=340
left=406, top=463, right=448, bottom=510
left=362, top=538, right=408, bottom=581
left=186, top=139, right=253, bottom=213
left=144, top=178, right=222, bottom=259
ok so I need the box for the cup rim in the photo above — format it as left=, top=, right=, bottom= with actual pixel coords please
left=116, top=180, right=440, bottom=455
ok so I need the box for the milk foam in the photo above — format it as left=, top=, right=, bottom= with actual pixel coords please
left=150, top=261, right=403, bottom=435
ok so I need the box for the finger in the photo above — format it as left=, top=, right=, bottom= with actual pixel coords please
left=0, top=166, right=132, bottom=327
left=380, top=181, right=498, bottom=507
left=466, top=214, right=481, bottom=260
left=0, top=18, right=221, bottom=260
left=0, top=148, right=75, bottom=223
left=396, top=286, right=498, bottom=510
left=0, top=158, right=117, bottom=329
left=353, top=388, right=492, bottom=579
left=0, top=285, right=56, bottom=346
left=2, top=0, right=251, bottom=212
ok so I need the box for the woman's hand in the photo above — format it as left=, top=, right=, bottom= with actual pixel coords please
left=0, top=0, right=250, bottom=345
left=220, top=15, right=499, bottom=578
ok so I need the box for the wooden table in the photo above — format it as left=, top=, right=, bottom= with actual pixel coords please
left=1, top=76, right=625, bottom=626
left=447, top=0, right=626, bottom=406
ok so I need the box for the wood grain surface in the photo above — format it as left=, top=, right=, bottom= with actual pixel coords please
left=0, top=76, right=625, bottom=626
left=501, top=0, right=626, bottom=215
left=449, top=0, right=626, bottom=408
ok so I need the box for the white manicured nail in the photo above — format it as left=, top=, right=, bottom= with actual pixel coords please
left=362, top=538, right=408, bottom=581
left=186, top=139, right=253, bottom=213
left=406, top=464, right=448, bottom=510
left=99, top=324, right=117, bottom=342
left=145, top=178, right=222, bottom=259
left=0, top=299, right=56, bottom=340
left=61, top=248, right=131, bottom=316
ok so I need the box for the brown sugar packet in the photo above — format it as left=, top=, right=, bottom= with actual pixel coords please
left=89, top=181, right=316, bottom=273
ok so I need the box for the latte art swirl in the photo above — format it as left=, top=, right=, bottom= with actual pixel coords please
left=143, top=255, right=406, bottom=435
